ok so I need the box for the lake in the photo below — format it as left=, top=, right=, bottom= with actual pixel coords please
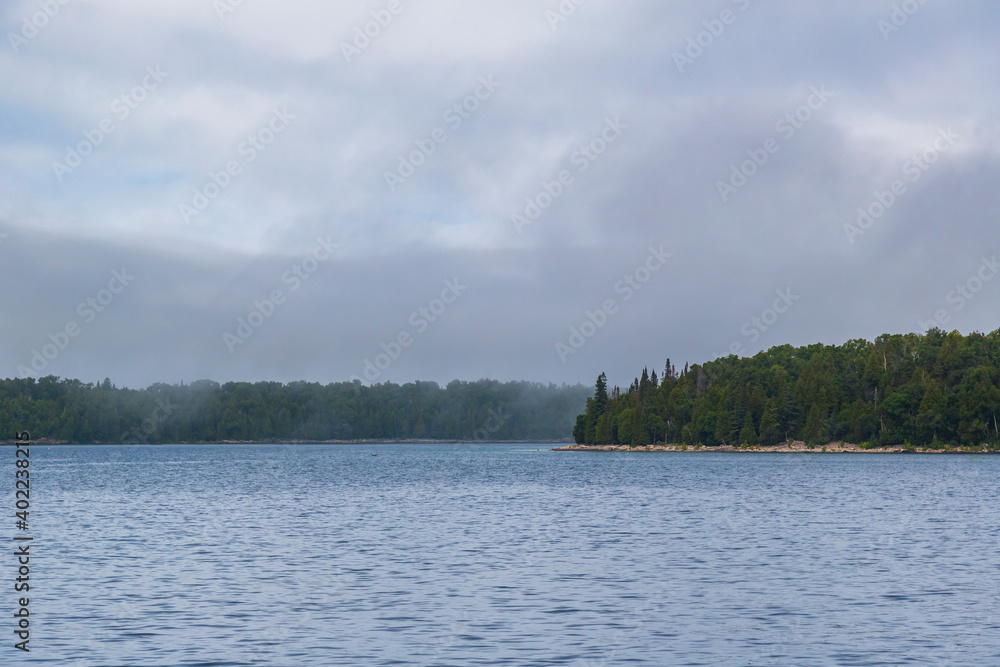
left=9, top=444, right=1000, bottom=665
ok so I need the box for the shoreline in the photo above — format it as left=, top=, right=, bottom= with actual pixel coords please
left=553, top=440, right=999, bottom=454
left=2, top=437, right=574, bottom=446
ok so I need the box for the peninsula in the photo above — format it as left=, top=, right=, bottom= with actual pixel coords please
left=569, top=329, right=1000, bottom=452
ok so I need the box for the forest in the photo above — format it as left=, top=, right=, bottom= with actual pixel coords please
left=574, top=329, right=1000, bottom=449
left=0, top=377, right=588, bottom=444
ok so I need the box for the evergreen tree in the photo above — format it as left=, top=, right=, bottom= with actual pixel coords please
left=568, top=330, right=1000, bottom=449
left=594, top=372, right=608, bottom=416
left=916, top=379, right=945, bottom=443
left=738, top=410, right=757, bottom=446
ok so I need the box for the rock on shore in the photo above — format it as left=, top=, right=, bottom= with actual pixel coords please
left=552, top=441, right=994, bottom=453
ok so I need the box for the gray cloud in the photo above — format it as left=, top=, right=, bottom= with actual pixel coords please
left=2, top=0, right=999, bottom=390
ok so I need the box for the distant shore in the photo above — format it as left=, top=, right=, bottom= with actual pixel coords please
left=3, top=437, right=574, bottom=446
left=553, top=440, right=998, bottom=454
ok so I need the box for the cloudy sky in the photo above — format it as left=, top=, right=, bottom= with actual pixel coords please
left=1, top=0, right=998, bottom=389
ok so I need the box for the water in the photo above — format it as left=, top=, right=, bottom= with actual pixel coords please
left=6, top=444, right=1000, bottom=665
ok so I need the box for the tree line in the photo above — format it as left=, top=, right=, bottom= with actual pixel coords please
left=574, top=329, right=1000, bottom=448
left=0, top=377, right=589, bottom=443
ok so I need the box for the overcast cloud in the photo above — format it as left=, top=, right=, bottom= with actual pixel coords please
left=2, top=0, right=999, bottom=389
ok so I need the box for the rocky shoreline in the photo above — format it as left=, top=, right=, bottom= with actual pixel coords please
left=553, top=440, right=997, bottom=454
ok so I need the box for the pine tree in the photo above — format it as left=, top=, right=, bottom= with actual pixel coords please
left=594, top=373, right=608, bottom=416
left=915, top=379, right=943, bottom=444
left=738, top=410, right=756, bottom=446
left=759, top=402, right=782, bottom=446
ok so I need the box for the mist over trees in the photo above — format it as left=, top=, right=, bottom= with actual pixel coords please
left=574, top=329, right=1000, bottom=449
left=0, top=377, right=589, bottom=443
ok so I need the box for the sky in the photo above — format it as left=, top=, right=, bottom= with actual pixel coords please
left=1, top=0, right=998, bottom=390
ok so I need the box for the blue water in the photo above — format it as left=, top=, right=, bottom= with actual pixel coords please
left=5, top=444, right=1000, bottom=665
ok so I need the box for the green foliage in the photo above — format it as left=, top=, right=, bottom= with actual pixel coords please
left=0, top=377, right=589, bottom=443
left=573, top=329, right=1000, bottom=448
left=737, top=411, right=757, bottom=446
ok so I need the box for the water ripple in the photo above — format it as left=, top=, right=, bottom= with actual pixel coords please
left=10, top=445, right=1000, bottom=665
